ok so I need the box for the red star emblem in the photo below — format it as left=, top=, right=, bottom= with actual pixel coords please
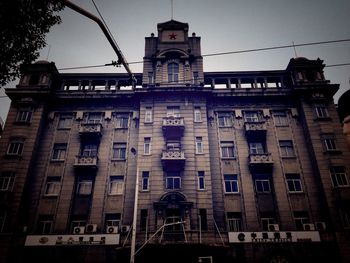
left=169, top=33, right=177, bottom=40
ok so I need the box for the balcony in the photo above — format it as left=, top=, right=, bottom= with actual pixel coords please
left=79, top=123, right=102, bottom=139
left=74, top=156, right=98, bottom=170
left=162, top=117, right=185, bottom=139
left=249, top=153, right=273, bottom=171
left=161, top=150, right=186, bottom=171
left=244, top=122, right=267, bottom=140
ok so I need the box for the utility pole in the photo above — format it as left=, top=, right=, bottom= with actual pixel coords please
left=61, top=0, right=136, bottom=85
left=130, top=147, right=139, bottom=263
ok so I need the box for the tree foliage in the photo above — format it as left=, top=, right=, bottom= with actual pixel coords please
left=0, top=0, right=64, bottom=87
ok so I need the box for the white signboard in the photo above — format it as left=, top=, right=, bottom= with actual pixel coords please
left=25, top=234, right=120, bottom=246
left=228, top=231, right=320, bottom=243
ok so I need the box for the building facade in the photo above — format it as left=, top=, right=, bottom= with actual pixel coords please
left=0, top=20, right=349, bottom=263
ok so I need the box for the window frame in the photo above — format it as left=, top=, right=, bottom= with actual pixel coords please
left=244, top=111, right=260, bottom=123
left=314, top=104, right=329, bottom=119
left=227, top=212, right=242, bottom=232
left=330, top=166, right=349, bottom=188
left=16, top=107, right=33, bottom=123
left=76, top=179, right=93, bottom=196
left=255, top=179, right=271, bottom=193
left=279, top=140, right=295, bottom=158
left=112, top=143, right=127, bottom=160
left=52, top=143, right=67, bottom=161
left=194, top=107, right=202, bottom=122
left=58, top=113, right=73, bottom=129
left=143, top=137, right=152, bottom=155
left=285, top=173, right=303, bottom=193
left=7, top=139, right=24, bottom=156
left=44, top=177, right=61, bottom=196
left=224, top=174, right=239, bottom=193
left=167, top=62, right=179, bottom=83
left=108, top=176, right=124, bottom=195
left=165, top=172, right=181, bottom=190
left=115, top=113, right=129, bottom=129
left=217, top=112, right=232, bottom=127
left=195, top=137, right=203, bottom=154
left=145, top=107, right=153, bottom=123
left=0, top=172, right=15, bottom=191
left=197, top=171, right=205, bottom=190
left=142, top=171, right=150, bottom=191
left=272, top=110, right=288, bottom=126
left=249, top=142, right=265, bottom=154
left=220, top=141, right=235, bottom=158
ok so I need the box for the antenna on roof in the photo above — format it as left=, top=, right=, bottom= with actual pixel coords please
left=171, top=0, right=174, bottom=20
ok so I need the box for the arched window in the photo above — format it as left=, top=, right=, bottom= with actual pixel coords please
left=168, top=62, right=179, bottom=83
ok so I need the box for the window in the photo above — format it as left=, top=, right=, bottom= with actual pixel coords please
left=142, top=171, right=150, bottom=191
left=286, top=174, right=303, bottom=192
left=227, top=212, right=242, bottom=232
left=77, top=179, right=93, bottom=195
left=220, top=141, right=235, bottom=158
left=330, top=166, right=348, bottom=187
left=224, top=174, right=239, bottom=193
left=44, top=177, right=61, bottom=196
left=70, top=217, right=87, bottom=233
left=198, top=171, right=205, bottom=190
left=140, top=209, right=148, bottom=231
left=321, top=134, right=337, bottom=151
left=166, top=140, right=181, bottom=151
left=168, top=62, right=179, bottom=83
left=255, top=176, right=271, bottom=193
left=16, top=107, right=33, bottom=123
left=52, top=143, right=67, bottom=161
left=293, top=211, right=309, bottom=230
left=0, top=172, right=15, bottom=191
left=167, top=106, right=180, bottom=117
left=0, top=211, right=6, bottom=233
left=37, top=215, right=53, bottom=234
left=249, top=142, right=265, bottom=154
left=260, top=212, right=275, bottom=231
left=199, top=209, right=208, bottom=231
left=109, top=176, right=124, bottom=195
left=58, top=114, right=73, bottom=129
left=279, top=140, right=295, bottom=157
left=244, top=111, right=259, bottom=122
left=7, top=138, right=24, bottom=156
left=86, top=112, right=103, bottom=124
left=340, top=206, right=350, bottom=228
left=217, top=112, right=232, bottom=127
left=145, top=107, right=153, bottom=123
left=81, top=144, right=98, bottom=157
left=194, top=107, right=202, bottom=122
left=105, top=213, right=121, bottom=228
left=314, top=104, right=329, bottom=118
left=116, top=114, right=129, bottom=128
left=272, top=111, right=288, bottom=126
left=112, top=143, right=126, bottom=159
left=193, top=71, right=199, bottom=84
left=166, top=172, right=181, bottom=190
left=195, top=137, right=203, bottom=154
left=144, top=137, right=151, bottom=155
left=148, top=72, right=154, bottom=84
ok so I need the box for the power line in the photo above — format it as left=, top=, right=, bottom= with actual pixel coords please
left=57, top=37, right=350, bottom=70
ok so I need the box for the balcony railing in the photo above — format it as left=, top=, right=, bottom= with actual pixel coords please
left=249, top=153, right=273, bottom=168
left=244, top=121, right=267, bottom=140
left=74, top=156, right=98, bottom=169
left=161, top=150, right=186, bottom=170
left=162, top=117, right=185, bottom=138
left=79, top=123, right=102, bottom=138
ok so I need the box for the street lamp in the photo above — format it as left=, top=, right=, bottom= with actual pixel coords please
left=130, top=147, right=139, bottom=263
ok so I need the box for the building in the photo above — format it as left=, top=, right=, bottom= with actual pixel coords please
left=337, top=89, right=350, bottom=150
left=0, top=20, right=350, bottom=263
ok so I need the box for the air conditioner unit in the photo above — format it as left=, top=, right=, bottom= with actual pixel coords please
left=106, top=226, right=119, bottom=234
left=315, top=222, right=326, bottom=231
left=73, top=226, right=85, bottom=234
left=268, top=224, right=280, bottom=232
left=121, top=225, right=131, bottom=233
left=303, top=223, right=315, bottom=231
left=85, top=224, right=97, bottom=233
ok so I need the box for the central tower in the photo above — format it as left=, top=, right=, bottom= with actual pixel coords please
left=142, top=20, right=203, bottom=86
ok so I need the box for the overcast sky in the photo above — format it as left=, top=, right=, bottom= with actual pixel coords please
left=1, top=0, right=350, bottom=121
